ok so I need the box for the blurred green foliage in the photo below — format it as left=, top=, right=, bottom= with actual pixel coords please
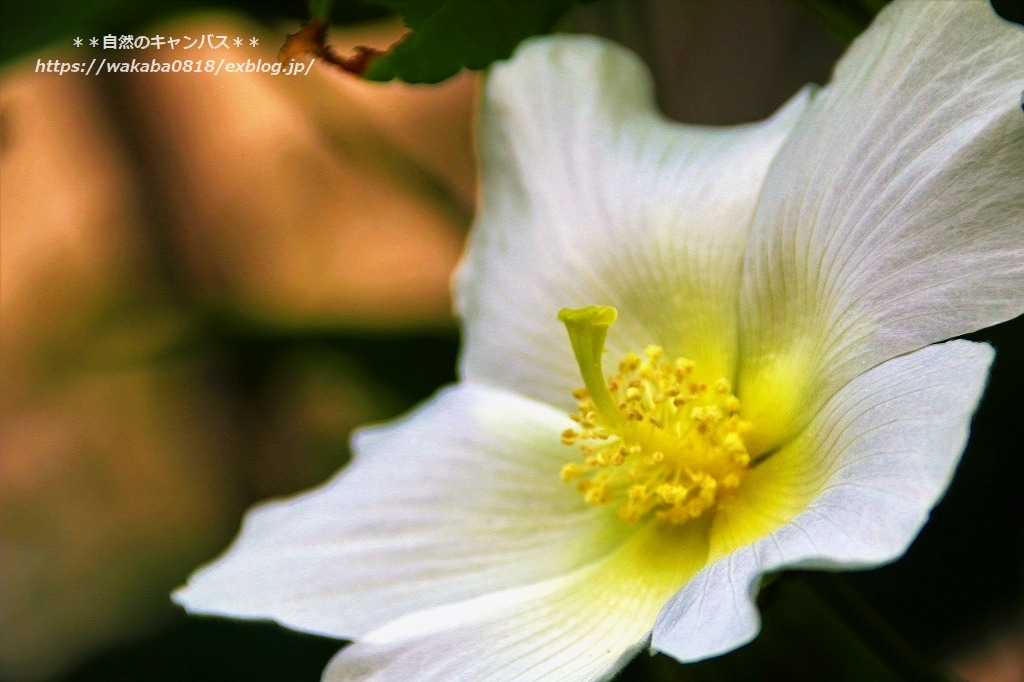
left=361, top=0, right=577, bottom=83
left=6, top=0, right=1021, bottom=78
left=3, top=0, right=893, bottom=76
left=790, top=0, right=890, bottom=43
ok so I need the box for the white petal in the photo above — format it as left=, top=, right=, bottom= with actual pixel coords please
left=174, top=383, right=628, bottom=639
left=324, top=521, right=710, bottom=682
left=738, top=0, right=1024, bottom=448
left=653, top=339, right=993, bottom=661
left=457, top=35, right=810, bottom=410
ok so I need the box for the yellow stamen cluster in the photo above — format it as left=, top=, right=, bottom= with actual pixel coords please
left=557, top=307, right=752, bottom=525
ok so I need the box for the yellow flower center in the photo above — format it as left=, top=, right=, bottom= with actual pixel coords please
left=558, top=306, right=753, bottom=525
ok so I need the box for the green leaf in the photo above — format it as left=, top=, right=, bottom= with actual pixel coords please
left=788, top=0, right=892, bottom=44
left=309, top=0, right=334, bottom=20
left=362, top=0, right=576, bottom=83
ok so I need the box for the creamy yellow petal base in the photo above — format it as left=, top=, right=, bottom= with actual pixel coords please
left=326, top=520, right=711, bottom=682
left=709, top=432, right=825, bottom=563
left=654, top=340, right=993, bottom=662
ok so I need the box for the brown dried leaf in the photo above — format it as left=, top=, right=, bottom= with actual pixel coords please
left=278, top=18, right=389, bottom=76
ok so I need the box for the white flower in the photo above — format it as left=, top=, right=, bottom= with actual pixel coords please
left=174, top=1, right=1024, bottom=680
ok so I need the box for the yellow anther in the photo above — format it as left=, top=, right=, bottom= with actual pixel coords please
left=656, top=484, right=688, bottom=505
left=619, top=354, right=641, bottom=373
left=722, top=433, right=745, bottom=455
left=619, top=506, right=642, bottom=523
left=628, top=484, right=648, bottom=501
left=560, top=463, right=584, bottom=482
left=698, top=477, right=717, bottom=504
left=558, top=308, right=752, bottom=526
left=583, top=484, right=610, bottom=506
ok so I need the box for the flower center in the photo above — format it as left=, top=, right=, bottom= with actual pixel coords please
left=558, top=306, right=752, bottom=525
